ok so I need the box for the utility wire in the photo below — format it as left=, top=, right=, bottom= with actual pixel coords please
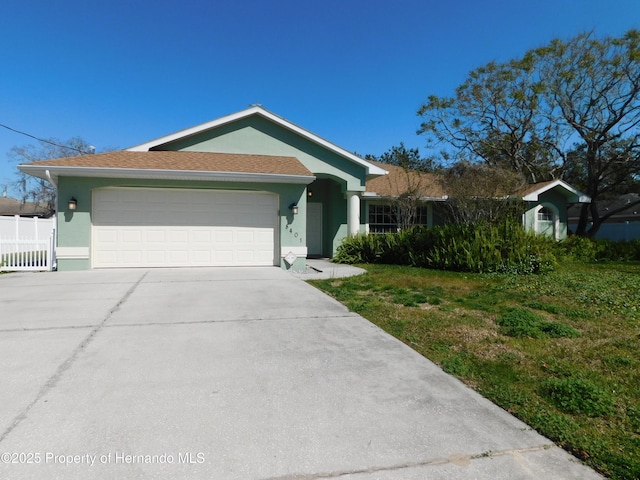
left=0, top=122, right=91, bottom=154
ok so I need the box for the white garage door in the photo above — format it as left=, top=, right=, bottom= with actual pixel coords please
left=92, top=188, right=278, bottom=268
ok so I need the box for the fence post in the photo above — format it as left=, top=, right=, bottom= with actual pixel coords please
left=49, top=229, right=56, bottom=271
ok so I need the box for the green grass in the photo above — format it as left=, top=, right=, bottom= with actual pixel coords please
left=310, top=262, right=640, bottom=479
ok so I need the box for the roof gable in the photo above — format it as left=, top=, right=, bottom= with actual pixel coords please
left=127, top=106, right=387, bottom=177
left=514, top=179, right=590, bottom=203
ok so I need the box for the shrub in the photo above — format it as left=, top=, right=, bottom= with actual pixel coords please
left=594, top=238, right=640, bottom=261
left=496, top=308, right=545, bottom=338
left=496, top=308, right=580, bottom=339
left=556, top=236, right=640, bottom=262
left=556, top=236, right=602, bottom=262
left=333, top=234, right=381, bottom=264
left=541, top=377, right=615, bottom=417
left=539, top=321, right=581, bottom=338
left=334, top=221, right=558, bottom=274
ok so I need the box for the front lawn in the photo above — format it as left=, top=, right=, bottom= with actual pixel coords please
left=310, top=262, right=640, bottom=480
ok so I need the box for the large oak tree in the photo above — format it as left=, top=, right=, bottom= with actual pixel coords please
left=418, top=30, right=640, bottom=237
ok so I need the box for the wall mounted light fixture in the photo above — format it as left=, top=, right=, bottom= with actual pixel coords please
left=289, top=203, right=299, bottom=215
left=68, top=197, right=78, bottom=211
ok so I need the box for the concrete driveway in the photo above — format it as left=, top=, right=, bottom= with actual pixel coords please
left=0, top=267, right=601, bottom=479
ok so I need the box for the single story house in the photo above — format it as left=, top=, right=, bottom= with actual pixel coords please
left=568, top=193, right=640, bottom=241
left=0, top=197, right=53, bottom=218
left=18, top=106, right=589, bottom=272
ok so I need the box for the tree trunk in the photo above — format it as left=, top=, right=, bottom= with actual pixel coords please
left=575, top=203, right=591, bottom=236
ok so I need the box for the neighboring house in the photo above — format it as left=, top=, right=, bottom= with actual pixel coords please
left=0, top=197, right=52, bottom=218
left=568, top=193, right=640, bottom=241
left=18, top=106, right=589, bottom=272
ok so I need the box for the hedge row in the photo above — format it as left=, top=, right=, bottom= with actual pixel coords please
left=555, top=236, right=640, bottom=262
left=334, top=223, right=640, bottom=274
left=333, top=222, right=557, bottom=274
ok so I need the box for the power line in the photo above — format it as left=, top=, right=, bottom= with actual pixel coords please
left=0, top=122, right=92, bottom=154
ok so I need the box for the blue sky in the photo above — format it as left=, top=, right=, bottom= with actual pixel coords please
left=1, top=0, right=638, bottom=195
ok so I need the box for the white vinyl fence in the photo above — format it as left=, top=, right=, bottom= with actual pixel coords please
left=0, top=216, right=56, bottom=271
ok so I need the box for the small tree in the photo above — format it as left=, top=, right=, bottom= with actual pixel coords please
left=366, top=143, right=441, bottom=230
left=440, top=162, right=527, bottom=225
left=7, top=137, right=96, bottom=215
left=365, top=142, right=439, bottom=172
left=394, top=169, right=432, bottom=230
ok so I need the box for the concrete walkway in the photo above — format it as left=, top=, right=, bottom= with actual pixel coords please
left=0, top=267, right=601, bottom=479
left=290, top=258, right=366, bottom=280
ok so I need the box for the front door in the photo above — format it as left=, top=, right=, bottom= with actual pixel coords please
left=307, top=203, right=323, bottom=257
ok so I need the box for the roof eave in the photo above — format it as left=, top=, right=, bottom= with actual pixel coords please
left=362, top=192, right=448, bottom=201
left=522, top=191, right=592, bottom=203
left=18, top=165, right=316, bottom=185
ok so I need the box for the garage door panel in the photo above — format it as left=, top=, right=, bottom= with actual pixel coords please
left=95, top=250, right=117, bottom=265
left=215, top=230, right=233, bottom=243
left=236, top=230, right=255, bottom=244
left=95, top=229, right=118, bottom=243
left=122, top=250, right=143, bottom=265
left=146, top=250, right=166, bottom=264
left=147, top=230, right=166, bottom=243
left=169, top=230, right=188, bottom=243
left=122, top=230, right=142, bottom=243
left=215, top=250, right=234, bottom=264
left=168, top=251, right=188, bottom=264
left=93, top=188, right=278, bottom=268
left=192, top=250, right=211, bottom=263
left=192, top=230, right=212, bottom=243
left=236, top=250, right=255, bottom=263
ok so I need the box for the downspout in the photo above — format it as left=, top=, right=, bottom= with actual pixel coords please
left=45, top=169, right=57, bottom=188
left=45, top=169, right=58, bottom=270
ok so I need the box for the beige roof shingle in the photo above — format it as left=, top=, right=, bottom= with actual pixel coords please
left=365, top=161, right=447, bottom=198
left=512, top=180, right=556, bottom=198
left=22, top=150, right=313, bottom=177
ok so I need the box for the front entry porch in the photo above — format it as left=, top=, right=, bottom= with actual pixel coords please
left=305, top=177, right=362, bottom=258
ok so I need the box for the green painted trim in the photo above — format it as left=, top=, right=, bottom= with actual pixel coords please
left=57, top=258, right=90, bottom=271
